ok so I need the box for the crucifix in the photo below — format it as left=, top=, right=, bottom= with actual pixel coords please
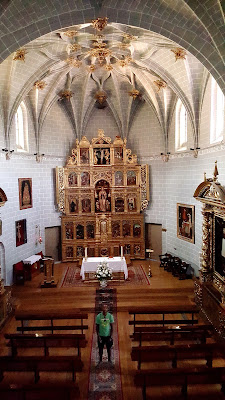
left=16, top=222, right=22, bottom=242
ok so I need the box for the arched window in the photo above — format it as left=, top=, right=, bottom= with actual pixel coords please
left=210, top=77, right=224, bottom=144
left=15, top=101, right=28, bottom=152
left=175, top=99, right=187, bottom=151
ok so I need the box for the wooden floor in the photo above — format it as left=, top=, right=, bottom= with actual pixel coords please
left=1, top=260, right=224, bottom=400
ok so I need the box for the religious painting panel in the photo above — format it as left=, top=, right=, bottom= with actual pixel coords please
left=133, top=223, right=141, bottom=237
left=127, top=171, right=136, bottom=186
left=76, top=224, right=84, bottom=239
left=81, top=172, right=90, bottom=186
left=66, top=246, right=73, bottom=258
left=95, top=180, right=111, bottom=212
left=124, top=244, right=131, bottom=255
left=16, top=219, right=27, bottom=247
left=82, top=198, right=91, bottom=213
left=112, top=222, right=120, bottom=238
left=100, top=247, right=109, bottom=257
left=114, top=147, right=123, bottom=164
left=123, top=221, right=131, bottom=237
left=214, top=216, right=225, bottom=277
left=80, top=148, right=89, bottom=164
left=0, top=188, right=7, bottom=207
left=177, top=204, right=195, bottom=243
left=65, top=222, right=73, bottom=239
left=113, top=246, right=120, bottom=257
left=127, top=196, right=137, bottom=211
left=93, top=148, right=110, bottom=165
left=77, top=246, right=84, bottom=257
left=88, top=247, right=95, bottom=257
left=87, top=223, right=95, bottom=239
left=18, top=178, right=32, bottom=210
left=68, top=172, right=78, bottom=187
left=115, top=171, right=123, bottom=186
left=134, top=244, right=141, bottom=256
left=69, top=198, right=78, bottom=213
left=115, top=197, right=124, bottom=212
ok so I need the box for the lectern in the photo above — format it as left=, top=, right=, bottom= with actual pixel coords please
left=41, top=258, right=57, bottom=288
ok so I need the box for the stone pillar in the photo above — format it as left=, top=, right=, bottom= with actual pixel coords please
left=199, top=206, right=212, bottom=283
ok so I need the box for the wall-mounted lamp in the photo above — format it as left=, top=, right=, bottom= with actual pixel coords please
left=35, top=225, right=42, bottom=245
left=34, top=153, right=45, bottom=163
left=190, top=147, right=200, bottom=158
left=160, top=152, right=170, bottom=162
left=2, top=148, right=14, bottom=160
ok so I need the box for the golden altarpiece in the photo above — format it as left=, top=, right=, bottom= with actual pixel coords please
left=194, top=162, right=225, bottom=338
left=56, top=130, right=149, bottom=262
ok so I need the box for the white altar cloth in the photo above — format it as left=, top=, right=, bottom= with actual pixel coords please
left=23, top=255, right=41, bottom=265
left=80, top=257, right=128, bottom=280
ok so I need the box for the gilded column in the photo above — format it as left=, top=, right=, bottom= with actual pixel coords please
left=199, top=205, right=212, bottom=283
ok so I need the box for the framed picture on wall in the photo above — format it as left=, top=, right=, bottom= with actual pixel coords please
left=16, top=219, right=27, bottom=247
left=18, top=178, right=32, bottom=210
left=177, top=203, right=195, bottom=243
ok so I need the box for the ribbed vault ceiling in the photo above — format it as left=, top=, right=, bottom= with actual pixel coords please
left=0, top=19, right=214, bottom=155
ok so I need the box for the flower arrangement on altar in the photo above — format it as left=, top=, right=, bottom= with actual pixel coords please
left=95, top=261, right=112, bottom=281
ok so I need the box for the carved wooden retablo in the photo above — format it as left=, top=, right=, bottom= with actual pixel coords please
left=56, top=130, right=149, bottom=261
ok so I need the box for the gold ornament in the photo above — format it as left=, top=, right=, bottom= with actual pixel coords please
left=13, top=48, right=27, bottom=61
left=34, top=80, right=47, bottom=90
left=153, top=79, right=167, bottom=92
left=67, top=43, right=81, bottom=52
left=123, top=33, right=136, bottom=41
left=88, top=64, right=96, bottom=72
left=95, top=90, right=107, bottom=104
left=59, top=90, right=73, bottom=100
left=65, top=57, right=82, bottom=68
left=63, top=30, right=78, bottom=38
left=105, top=64, right=113, bottom=71
left=92, top=17, right=108, bottom=31
left=118, top=56, right=132, bottom=67
left=89, top=43, right=112, bottom=65
left=128, top=89, right=141, bottom=100
left=171, top=47, right=187, bottom=61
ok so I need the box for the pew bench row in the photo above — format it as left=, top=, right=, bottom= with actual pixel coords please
left=5, top=333, right=87, bottom=357
left=0, top=355, right=83, bottom=383
left=0, top=382, right=79, bottom=400
left=134, top=366, right=225, bottom=400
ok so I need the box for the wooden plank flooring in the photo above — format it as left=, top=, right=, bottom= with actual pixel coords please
left=1, top=260, right=224, bottom=399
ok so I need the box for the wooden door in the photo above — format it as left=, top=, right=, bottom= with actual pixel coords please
left=45, top=226, right=61, bottom=262
left=145, top=223, right=162, bottom=260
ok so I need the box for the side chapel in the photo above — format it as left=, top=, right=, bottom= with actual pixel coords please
left=56, top=129, right=149, bottom=262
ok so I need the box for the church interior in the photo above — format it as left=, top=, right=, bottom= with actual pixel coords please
left=0, top=1, right=225, bottom=399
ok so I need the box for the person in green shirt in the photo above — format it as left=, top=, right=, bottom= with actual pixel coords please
left=96, top=303, right=114, bottom=363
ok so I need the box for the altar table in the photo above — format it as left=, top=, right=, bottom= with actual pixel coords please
left=23, top=255, right=42, bottom=280
left=80, top=257, right=128, bottom=280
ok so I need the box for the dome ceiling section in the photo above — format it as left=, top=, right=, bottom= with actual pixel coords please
left=0, top=21, right=211, bottom=154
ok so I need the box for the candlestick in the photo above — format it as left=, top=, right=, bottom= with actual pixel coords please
left=85, top=247, right=87, bottom=260
left=121, top=245, right=123, bottom=259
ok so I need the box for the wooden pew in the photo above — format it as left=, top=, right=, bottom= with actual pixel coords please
left=5, top=333, right=87, bottom=357
left=0, top=382, right=79, bottom=400
left=129, top=305, right=199, bottom=334
left=134, top=366, right=225, bottom=400
left=15, top=311, right=88, bottom=334
left=0, top=355, right=83, bottom=383
left=132, top=324, right=213, bottom=346
left=131, top=343, right=222, bottom=369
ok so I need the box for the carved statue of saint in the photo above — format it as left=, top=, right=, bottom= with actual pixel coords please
left=99, top=187, right=107, bottom=212
left=101, top=220, right=107, bottom=235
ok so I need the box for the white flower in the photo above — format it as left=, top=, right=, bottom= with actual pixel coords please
left=95, top=261, right=113, bottom=281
